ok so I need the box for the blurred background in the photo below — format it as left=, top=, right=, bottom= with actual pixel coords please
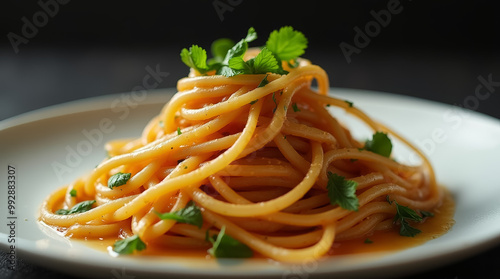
left=1, top=0, right=499, bottom=278
left=1, top=0, right=499, bottom=121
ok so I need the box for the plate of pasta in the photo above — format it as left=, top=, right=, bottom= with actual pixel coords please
left=1, top=27, right=500, bottom=278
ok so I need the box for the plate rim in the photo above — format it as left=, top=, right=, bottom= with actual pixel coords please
left=1, top=87, right=500, bottom=278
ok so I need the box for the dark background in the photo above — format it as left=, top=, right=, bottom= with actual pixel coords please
left=1, top=0, right=499, bottom=278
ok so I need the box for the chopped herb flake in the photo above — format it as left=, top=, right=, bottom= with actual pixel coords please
left=326, top=172, right=359, bottom=211
left=155, top=201, right=203, bottom=228
left=364, top=132, right=392, bottom=158
left=113, top=235, right=146, bottom=255
left=108, top=172, right=131, bottom=189
left=208, top=226, right=253, bottom=258
left=56, top=200, right=95, bottom=215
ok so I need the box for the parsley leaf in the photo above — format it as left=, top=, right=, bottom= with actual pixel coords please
left=108, top=172, right=132, bottom=189
left=154, top=201, right=203, bottom=228
left=326, top=172, right=359, bottom=211
left=228, top=47, right=280, bottom=76
left=180, top=45, right=210, bottom=74
left=266, top=26, right=308, bottom=61
left=208, top=226, right=253, bottom=258
left=251, top=47, right=280, bottom=74
left=258, top=74, right=270, bottom=88
left=210, top=38, right=235, bottom=64
left=56, top=200, right=96, bottom=215
left=388, top=197, right=423, bottom=237
left=217, top=27, right=258, bottom=77
left=364, top=132, right=392, bottom=158
left=113, top=235, right=147, bottom=255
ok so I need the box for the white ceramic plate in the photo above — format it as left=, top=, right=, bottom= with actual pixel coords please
left=1, top=88, right=500, bottom=278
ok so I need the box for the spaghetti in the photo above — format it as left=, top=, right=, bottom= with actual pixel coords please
left=39, top=27, right=447, bottom=262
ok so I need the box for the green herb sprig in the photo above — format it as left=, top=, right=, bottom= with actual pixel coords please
left=207, top=226, right=253, bottom=258
left=326, top=172, right=359, bottom=211
left=55, top=200, right=95, bottom=215
left=180, top=26, right=308, bottom=79
left=113, top=235, right=147, bottom=255
left=154, top=201, right=203, bottom=228
left=387, top=196, right=425, bottom=237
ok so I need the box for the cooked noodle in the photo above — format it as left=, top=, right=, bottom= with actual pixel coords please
left=40, top=49, right=444, bottom=262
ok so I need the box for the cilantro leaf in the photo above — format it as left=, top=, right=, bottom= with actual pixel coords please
left=113, top=235, right=147, bottom=255
left=388, top=197, right=423, bottom=237
left=266, top=26, right=308, bottom=61
left=208, top=226, right=253, bottom=258
left=217, top=27, right=258, bottom=76
left=154, top=201, right=203, bottom=228
left=399, top=219, right=422, bottom=237
left=420, top=210, right=435, bottom=218
left=364, top=132, right=392, bottom=157
left=108, top=172, right=132, bottom=189
left=180, top=45, right=210, bottom=74
left=56, top=200, right=96, bottom=215
left=326, top=172, right=359, bottom=211
left=252, top=47, right=279, bottom=74
left=258, top=74, right=270, bottom=88
left=227, top=47, right=280, bottom=76
left=210, top=38, right=235, bottom=63
left=222, top=27, right=257, bottom=64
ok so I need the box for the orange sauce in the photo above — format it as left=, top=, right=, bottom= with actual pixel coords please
left=331, top=189, right=455, bottom=256
left=74, top=189, right=455, bottom=261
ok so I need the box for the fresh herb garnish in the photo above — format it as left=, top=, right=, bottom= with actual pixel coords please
left=344, top=100, right=354, bottom=107
left=364, top=132, right=392, bottom=158
left=108, top=172, right=132, bottom=189
left=266, top=26, right=308, bottom=61
left=180, top=45, right=210, bottom=74
left=420, top=210, right=435, bottom=218
left=292, top=103, right=300, bottom=112
left=177, top=127, right=182, bottom=135
left=326, top=172, right=359, bottom=211
left=207, top=226, right=253, bottom=258
left=69, top=189, right=77, bottom=197
left=113, top=235, right=147, bottom=255
left=180, top=26, right=307, bottom=78
left=272, top=91, right=278, bottom=113
left=154, top=201, right=203, bottom=228
left=258, top=74, right=270, bottom=88
left=387, top=197, right=423, bottom=237
left=364, top=238, right=374, bottom=244
left=249, top=99, right=259, bottom=105
left=56, top=200, right=95, bottom=215
left=209, top=38, right=235, bottom=64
